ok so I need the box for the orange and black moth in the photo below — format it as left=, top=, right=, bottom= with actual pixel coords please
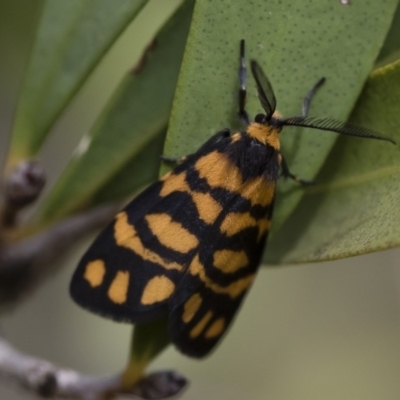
left=70, top=40, right=394, bottom=358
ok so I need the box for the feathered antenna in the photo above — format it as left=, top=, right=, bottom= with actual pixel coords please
left=282, top=116, right=396, bottom=144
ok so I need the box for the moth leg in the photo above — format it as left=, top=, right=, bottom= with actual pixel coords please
left=238, top=39, right=250, bottom=125
left=301, top=77, right=326, bottom=117
left=160, top=155, right=187, bottom=165
left=280, top=154, right=315, bottom=186
left=161, top=128, right=231, bottom=164
left=196, top=128, right=231, bottom=153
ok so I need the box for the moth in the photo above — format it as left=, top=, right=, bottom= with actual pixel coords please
left=70, top=40, right=393, bottom=358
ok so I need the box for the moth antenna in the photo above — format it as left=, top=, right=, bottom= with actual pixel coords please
left=282, top=116, right=396, bottom=144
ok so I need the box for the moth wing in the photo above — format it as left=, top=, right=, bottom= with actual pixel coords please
left=70, top=130, right=233, bottom=324
left=169, top=181, right=275, bottom=358
left=70, top=168, right=205, bottom=324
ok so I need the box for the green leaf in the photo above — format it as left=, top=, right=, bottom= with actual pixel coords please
left=377, top=2, right=400, bottom=65
left=6, top=0, right=148, bottom=169
left=122, top=319, right=170, bottom=388
left=165, top=0, right=398, bottom=234
left=266, top=59, right=400, bottom=264
left=37, top=0, right=195, bottom=225
left=91, top=128, right=167, bottom=205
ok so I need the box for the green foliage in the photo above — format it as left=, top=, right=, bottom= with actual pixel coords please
left=267, top=59, right=400, bottom=263
left=37, top=1, right=194, bottom=223
left=6, top=0, right=148, bottom=168
left=6, top=0, right=400, bottom=260
left=167, top=0, right=398, bottom=238
left=377, top=2, right=400, bottom=65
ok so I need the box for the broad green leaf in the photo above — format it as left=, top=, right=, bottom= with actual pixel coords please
left=6, top=0, right=148, bottom=169
left=37, top=0, right=194, bottom=224
left=266, top=59, right=400, bottom=264
left=377, top=2, right=400, bottom=65
left=165, top=0, right=398, bottom=234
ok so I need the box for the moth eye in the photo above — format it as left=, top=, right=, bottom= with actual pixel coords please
left=254, top=113, right=266, bottom=123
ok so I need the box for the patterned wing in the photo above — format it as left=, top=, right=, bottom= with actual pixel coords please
left=168, top=169, right=276, bottom=357
left=70, top=130, right=233, bottom=324
left=71, top=127, right=278, bottom=359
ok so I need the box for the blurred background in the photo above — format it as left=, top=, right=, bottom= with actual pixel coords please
left=1, top=1, right=400, bottom=399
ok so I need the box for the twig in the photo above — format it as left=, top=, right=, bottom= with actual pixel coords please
left=0, top=335, right=122, bottom=399
left=0, top=336, right=187, bottom=399
left=0, top=161, right=46, bottom=228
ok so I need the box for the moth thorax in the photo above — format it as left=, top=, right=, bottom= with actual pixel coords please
left=246, top=123, right=280, bottom=150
